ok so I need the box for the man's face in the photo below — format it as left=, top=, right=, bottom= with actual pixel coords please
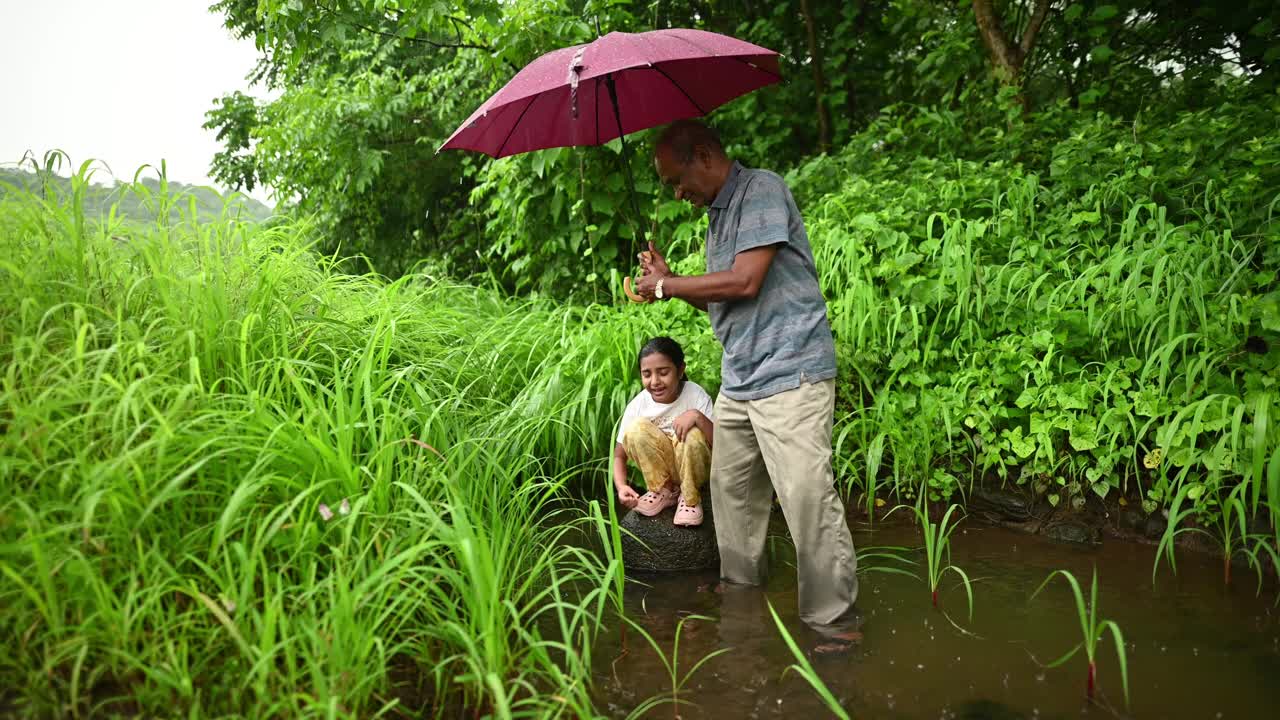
left=654, top=144, right=716, bottom=208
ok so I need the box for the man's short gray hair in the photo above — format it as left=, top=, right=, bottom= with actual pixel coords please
left=655, top=119, right=726, bottom=164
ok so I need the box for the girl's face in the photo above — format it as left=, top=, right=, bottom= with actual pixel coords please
left=639, top=352, right=683, bottom=404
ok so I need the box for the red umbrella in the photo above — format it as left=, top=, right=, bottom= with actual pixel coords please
left=439, top=29, right=781, bottom=158
left=438, top=28, right=782, bottom=246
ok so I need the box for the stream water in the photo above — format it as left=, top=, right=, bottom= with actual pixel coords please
left=592, top=517, right=1280, bottom=719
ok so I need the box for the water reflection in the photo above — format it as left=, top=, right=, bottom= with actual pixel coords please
left=595, top=517, right=1280, bottom=719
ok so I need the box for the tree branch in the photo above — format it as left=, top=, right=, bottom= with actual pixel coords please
left=318, top=2, right=491, bottom=52
left=1020, top=0, right=1052, bottom=57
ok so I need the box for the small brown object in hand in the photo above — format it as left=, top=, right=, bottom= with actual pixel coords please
left=622, top=251, right=656, bottom=303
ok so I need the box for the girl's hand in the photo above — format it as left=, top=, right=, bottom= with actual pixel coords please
left=616, top=484, right=640, bottom=509
left=672, top=410, right=703, bottom=441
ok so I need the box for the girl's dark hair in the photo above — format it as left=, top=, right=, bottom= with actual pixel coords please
left=638, top=336, right=687, bottom=381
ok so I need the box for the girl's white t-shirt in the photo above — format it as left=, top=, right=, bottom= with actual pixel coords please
left=615, top=381, right=715, bottom=444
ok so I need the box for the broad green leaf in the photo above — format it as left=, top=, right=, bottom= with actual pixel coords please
left=1007, top=426, right=1036, bottom=459
left=1069, top=418, right=1099, bottom=451
left=1090, top=5, right=1119, bottom=22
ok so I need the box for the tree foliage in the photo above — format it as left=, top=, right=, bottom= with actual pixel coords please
left=204, top=0, right=1280, bottom=290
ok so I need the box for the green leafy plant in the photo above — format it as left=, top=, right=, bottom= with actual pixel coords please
left=887, top=501, right=974, bottom=619
left=1031, top=568, right=1131, bottom=708
left=623, top=614, right=732, bottom=719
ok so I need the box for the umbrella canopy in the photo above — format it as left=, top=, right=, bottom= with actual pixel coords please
left=439, top=28, right=781, bottom=158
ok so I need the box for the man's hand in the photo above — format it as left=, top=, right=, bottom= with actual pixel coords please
left=634, top=242, right=674, bottom=300
left=634, top=270, right=662, bottom=300
left=616, top=484, right=640, bottom=509
left=639, top=241, right=671, bottom=277
left=672, top=410, right=703, bottom=442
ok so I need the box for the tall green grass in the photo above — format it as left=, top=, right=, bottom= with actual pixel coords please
left=0, top=163, right=673, bottom=717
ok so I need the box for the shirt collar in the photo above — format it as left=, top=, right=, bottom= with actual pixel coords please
left=709, top=161, right=742, bottom=210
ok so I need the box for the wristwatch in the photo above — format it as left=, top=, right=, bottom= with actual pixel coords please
left=655, top=278, right=666, bottom=300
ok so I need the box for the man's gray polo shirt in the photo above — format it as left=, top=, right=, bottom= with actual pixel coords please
left=706, top=162, right=837, bottom=401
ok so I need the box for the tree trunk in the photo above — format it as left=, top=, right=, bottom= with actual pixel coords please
left=799, top=0, right=831, bottom=153
left=971, top=0, right=1052, bottom=103
left=842, top=0, right=873, bottom=130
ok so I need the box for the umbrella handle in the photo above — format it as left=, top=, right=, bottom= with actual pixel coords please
left=621, top=251, right=656, bottom=303
left=622, top=276, right=649, bottom=303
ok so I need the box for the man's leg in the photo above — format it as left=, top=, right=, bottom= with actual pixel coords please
left=748, top=380, right=858, bottom=628
left=709, top=393, right=774, bottom=585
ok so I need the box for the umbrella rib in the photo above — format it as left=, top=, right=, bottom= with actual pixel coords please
left=726, top=55, right=783, bottom=82
left=632, top=32, right=707, bottom=116
left=645, top=65, right=707, bottom=115
left=495, top=94, right=539, bottom=158
left=662, top=32, right=783, bottom=82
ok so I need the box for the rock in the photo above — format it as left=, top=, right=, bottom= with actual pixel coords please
left=620, top=501, right=719, bottom=573
left=1143, top=514, right=1168, bottom=540
left=970, top=486, right=1035, bottom=522
left=1041, top=519, right=1100, bottom=545
left=1119, top=507, right=1145, bottom=532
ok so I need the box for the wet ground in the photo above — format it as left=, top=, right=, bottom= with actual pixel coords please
left=593, top=516, right=1280, bottom=719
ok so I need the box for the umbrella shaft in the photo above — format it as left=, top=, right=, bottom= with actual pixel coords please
left=605, top=73, right=648, bottom=254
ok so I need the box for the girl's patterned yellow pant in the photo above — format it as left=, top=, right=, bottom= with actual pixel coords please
left=621, top=419, right=711, bottom=506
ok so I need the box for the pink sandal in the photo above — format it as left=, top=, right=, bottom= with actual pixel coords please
left=673, top=496, right=704, bottom=527
left=635, top=485, right=679, bottom=517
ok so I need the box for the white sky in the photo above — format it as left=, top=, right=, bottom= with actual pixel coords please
left=0, top=0, right=274, bottom=204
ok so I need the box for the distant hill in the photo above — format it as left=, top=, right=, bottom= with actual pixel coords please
left=0, top=167, right=275, bottom=225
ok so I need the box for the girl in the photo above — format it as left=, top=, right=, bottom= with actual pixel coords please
left=612, top=337, right=714, bottom=527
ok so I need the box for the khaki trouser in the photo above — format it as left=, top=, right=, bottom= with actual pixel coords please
left=710, top=379, right=858, bottom=627
left=621, top=419, right=711, bottom=505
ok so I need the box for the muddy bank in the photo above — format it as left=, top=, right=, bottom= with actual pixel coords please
left=845, top=483, right=1280, bottom=587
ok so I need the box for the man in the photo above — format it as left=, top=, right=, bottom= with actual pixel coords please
left=633, top=119, right=858, bottom=633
